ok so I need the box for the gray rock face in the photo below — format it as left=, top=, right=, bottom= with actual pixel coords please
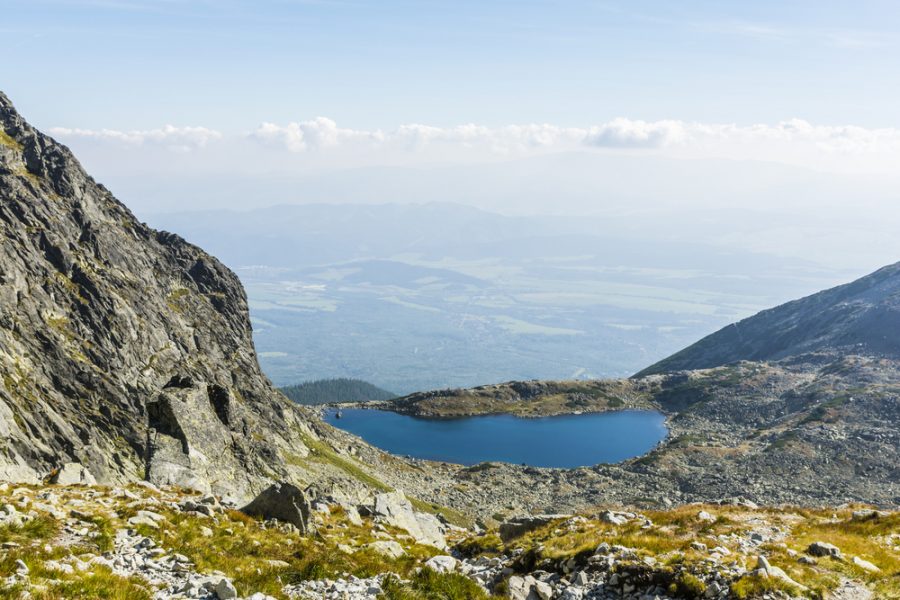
left=0, top=91, right=318, bottom=501
left=240, top=482, right=314, bottom=533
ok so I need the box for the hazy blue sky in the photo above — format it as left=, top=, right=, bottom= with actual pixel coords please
left=4, top=0, right=900, bottom=274
left=5, top=0, right=899, bottom=130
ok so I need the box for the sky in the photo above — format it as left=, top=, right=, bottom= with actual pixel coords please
left=3, top=0, right=900, bottom=272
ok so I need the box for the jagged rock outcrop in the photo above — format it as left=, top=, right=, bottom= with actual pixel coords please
left=637, top=261, right=900, bottom=376
left=0, top=91, right=320, bottom=499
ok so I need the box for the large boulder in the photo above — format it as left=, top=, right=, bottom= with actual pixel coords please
left=240, top=482, right=314, bottom=534
left=499, top=514, right=569, bottom=542
left=49, top=463, right=97, bottom=486
left=371, top=491, right=447, bottom=549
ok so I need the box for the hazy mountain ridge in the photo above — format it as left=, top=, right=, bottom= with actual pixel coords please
left=150, top=204, right=852, bottom=392
left=638, top=260, right=900, bottom=376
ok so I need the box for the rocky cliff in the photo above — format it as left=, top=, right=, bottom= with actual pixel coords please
left=0, top=91, right=327, bottom=499
left=637, top=261, right=900, bottom=376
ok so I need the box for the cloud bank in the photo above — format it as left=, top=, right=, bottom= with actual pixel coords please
left=48, top=117, right=900, bottom=174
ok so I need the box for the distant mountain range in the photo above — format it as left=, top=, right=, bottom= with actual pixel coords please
left=148, top=203, right=855, bottom=392
left=638, top=260, right=900, bottom=375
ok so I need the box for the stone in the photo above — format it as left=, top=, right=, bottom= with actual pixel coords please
left=600, top=510, right=628, bottom=525
left=755, top=556, right=807, bottom=590
left=851, top=509, right=881, bottom=521
left=852, top=556, right=880, bottom=572
left=14, top=559, right=28, bottom=575
left=49, top=463, right=97, bottom=486
left=239, top=482, right=314, bottom=534
left=697, top=510, right=716, bottom=522
left=366, top=540, right=405, bottom=558
left=533, top=580, right=553, bottom=600
left=424, top=555, right=458, bottom=573
left=506, top=575, right=533, bottom=600
left=371, top=491, right=446, bottom=548
left=807, top=541, right=842, bottom=558
left=127, top=515, right=160, bottom=529
left=214, top=577, right=238, bottom=599
left=499, top=514, right=569, bottom=542
left=344, top=505, right=363, bottom=526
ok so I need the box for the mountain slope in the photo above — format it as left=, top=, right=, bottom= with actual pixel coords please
left=638, top=261, right=900, bottom=375
left=0, top=92, right=331, bottom=499
left=281, top=378, right=396, bottom=405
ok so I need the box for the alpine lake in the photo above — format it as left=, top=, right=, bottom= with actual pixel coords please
left=324, top=408, right=667, bottom=468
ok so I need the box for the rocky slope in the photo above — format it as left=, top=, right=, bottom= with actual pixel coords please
left=0, top=91, right=471, bottom=510
left=637, top=262, right=900, bottom=376
left=1, top=481, right=896, bottom=599
left=0, top=91, right=327, bottom=498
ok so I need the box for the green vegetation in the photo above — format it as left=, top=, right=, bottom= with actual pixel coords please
left=379, top=569, right=500, bottom=600
left=0, top=130, right=22, bottom=152
left=280, top=378, right=396, bottom=405
left=166, top=288, right=190, bottom=312
left=730, top=574, right=801, bottom=599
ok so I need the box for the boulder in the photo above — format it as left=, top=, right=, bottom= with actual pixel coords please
left=49, top=463, right=96, bottom=486
left=600, top=510, right=628, bottom=525
left=239, top=482, right=314, bottom=534
left=697, top=510, right=716, bottom=523
left=807, top=541, right=842, bottom=558
left=852, top=556, right=880, bottom=572
left=214, top=577, right=238, bottom=599
left=424, top=555, right=458, bottom=573
left=367, top=540, right=405, bottom=558
left=754, top=556, right=807, bottom=590
left=499, top=514, right=569, bottom=542
left=371, top=491, right=446, bottom=548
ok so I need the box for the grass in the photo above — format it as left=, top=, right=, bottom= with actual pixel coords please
left=731, top=574, right=803, bottom=599
left=294, top=430, right=472, bottom=527
left=131, top=503, right=439, bottom=599
left=30, top=568, right=153, bottom=600
left=166, top=288, right=190, bottom=312
left=379, top=569, right=501, bottom=600
left=0, top=130, right=22, bottom=152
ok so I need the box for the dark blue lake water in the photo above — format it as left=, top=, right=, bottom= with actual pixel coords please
left=324, top=409, right=667, bottom=468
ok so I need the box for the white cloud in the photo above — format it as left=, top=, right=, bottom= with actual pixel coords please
left=585, top=118, right=685, bottom=148
left=250, top=118, right=383, bottom=152
left=50, top=117, right=900, bottom=175
left=48, top=124, right=222, bottom=152
left=248, top=117, right=900, bottom=157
